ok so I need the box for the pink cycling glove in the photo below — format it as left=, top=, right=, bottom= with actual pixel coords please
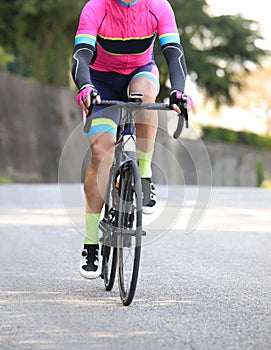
left=76, top=85, right=93, bottom=106
left=170, top=91, right=193, bottom=111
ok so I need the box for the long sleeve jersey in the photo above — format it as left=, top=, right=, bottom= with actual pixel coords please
left=72, top=0, right=187, bottom=92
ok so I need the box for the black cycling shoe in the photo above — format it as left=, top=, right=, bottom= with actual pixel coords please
left=79, top=244, right=100, bottom=279
left=141, top=178, right=157, bottom=214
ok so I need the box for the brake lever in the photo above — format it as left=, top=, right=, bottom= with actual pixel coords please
left=83, top=92, right=98, bottom=134
left=173, top=95, right=189, bottom=139
left=181, top=104, right=189, bottom=128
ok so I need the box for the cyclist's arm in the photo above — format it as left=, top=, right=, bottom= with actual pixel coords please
left=71, top=1, right=100, bottom=90
left=72, top=43, right=95, bottom=90
left=161, top=42, right=187, bottom=93
left=156, top=0, right=187, bottom=92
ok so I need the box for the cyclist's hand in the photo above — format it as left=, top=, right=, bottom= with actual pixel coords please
left=169, top=90, right=193, bottom=114
left=76, top=85, right=101, bottom=114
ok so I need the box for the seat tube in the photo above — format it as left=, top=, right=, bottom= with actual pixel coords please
left=123, top=110, right=137, bottom=160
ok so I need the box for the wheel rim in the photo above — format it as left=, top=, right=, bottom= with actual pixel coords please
left=117, top=164, right=142, bottom=304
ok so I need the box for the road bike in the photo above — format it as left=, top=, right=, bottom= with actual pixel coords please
left=84, top=93, right=189, bottom=306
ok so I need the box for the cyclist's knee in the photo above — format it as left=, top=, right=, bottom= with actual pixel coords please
left=89, top=135, right=115, bottom=169
left=142, top=89, right=156, bottom=103
left=130, top=78, right=157, bottom=102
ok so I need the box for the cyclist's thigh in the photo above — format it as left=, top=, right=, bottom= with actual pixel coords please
left=87, top=69, right=125, bottom=139
left=128, top=62, right=160, bottom=101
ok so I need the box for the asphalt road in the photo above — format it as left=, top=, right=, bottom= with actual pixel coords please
left=1, top=184, right=271, bottom=350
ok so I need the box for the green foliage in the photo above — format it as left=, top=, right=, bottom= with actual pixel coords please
left=0, top=0, right=85, bottom=85
left=261, top=178, right=271, bottom=189
left=201, top=126, right=271, bottom=149
left=0, top=173, right=13, bottom=184
left=0, top=46, right=14, bottom=69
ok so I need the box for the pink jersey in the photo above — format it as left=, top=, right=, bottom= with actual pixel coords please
left=75, top=0, right=180, bottom=74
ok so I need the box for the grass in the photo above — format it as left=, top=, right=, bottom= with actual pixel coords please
left=261, top=179, right=271, bottom=189
left=0, top=173, right=13, bottom=184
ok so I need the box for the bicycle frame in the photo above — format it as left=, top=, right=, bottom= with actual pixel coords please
left=85, top=95, right=189, bottom=305
left=100, top=99, right=142, bottom=238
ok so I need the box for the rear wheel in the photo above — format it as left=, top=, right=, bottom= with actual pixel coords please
left=117, top=161, right=142, bottom=306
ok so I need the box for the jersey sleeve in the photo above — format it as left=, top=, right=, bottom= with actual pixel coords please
left=72, top=1, right=104, bottom=90
left=74, top=1, right=99, bottom=48
left=156, top=0, right=180, bottom=46
left=154, top=0, right=187, bottom=92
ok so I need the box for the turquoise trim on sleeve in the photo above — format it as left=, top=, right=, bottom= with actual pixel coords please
left=159, top=34, right=180, bottom=47
left=75, top=36, right=96, bottom=47
left=86, top=125, right=117, bottom=138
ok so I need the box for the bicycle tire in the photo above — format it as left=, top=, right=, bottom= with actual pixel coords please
left=116, top=160, right=142, bottom=306
left=100, top=173, right=118, bottom=291
left=102, top=242, right=117, bottom=291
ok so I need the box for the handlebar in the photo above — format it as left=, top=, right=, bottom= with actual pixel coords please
left=83, top=97, right=189, bottom=139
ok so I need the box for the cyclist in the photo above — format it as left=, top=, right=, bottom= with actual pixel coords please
left=72, top=0, right=191, bottom=278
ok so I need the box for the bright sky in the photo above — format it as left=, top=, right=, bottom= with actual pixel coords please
left=206, top=0, right=270, bottom=49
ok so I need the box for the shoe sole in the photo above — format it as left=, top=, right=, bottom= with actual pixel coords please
left=79, top=267, right=101, bottom=279
left=142, top=206, right=156, bottom=215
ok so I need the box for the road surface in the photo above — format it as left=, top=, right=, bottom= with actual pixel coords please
left=1, top=184, right=271, bottom=350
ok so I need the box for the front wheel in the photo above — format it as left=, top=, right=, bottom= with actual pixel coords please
left=101, top=242, right=117, bottom=291
left=100, top=174, right=118, bottom=291
left=116, top=161, right=142, bottom=306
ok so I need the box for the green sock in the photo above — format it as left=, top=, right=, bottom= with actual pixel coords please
left=84, top=213, right=101, bottom=245
left=138, top=149, right=153, bottom=178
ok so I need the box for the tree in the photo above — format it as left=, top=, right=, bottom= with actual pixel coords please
left=155, top=0, right=268, bottom=104
left=0, top=0, right=85, bottom=85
